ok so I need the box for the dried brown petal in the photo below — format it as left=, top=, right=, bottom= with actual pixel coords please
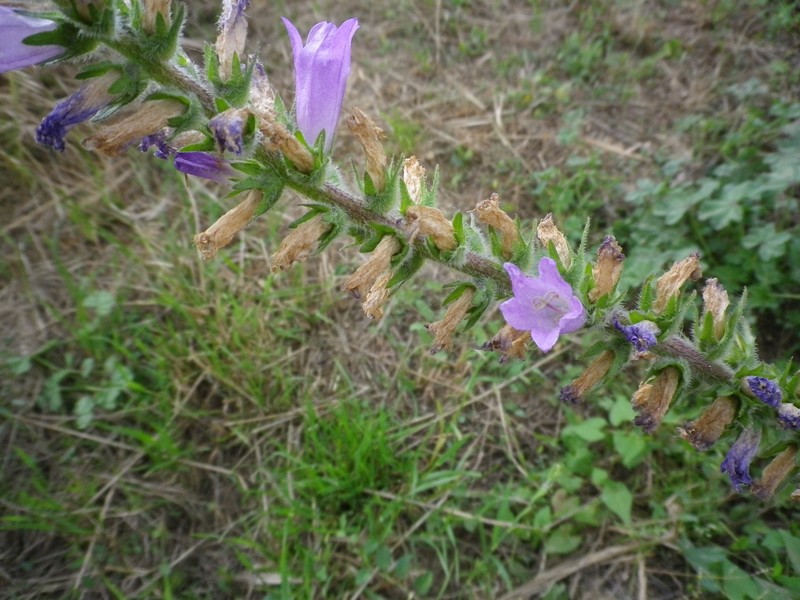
left=654, top=252, right=702, bottom=313
left=537, top=213, right=571, bottom=268
left=631, top=382, right=653, bottom=411
left=343, top=236, right=401, bottom=299
left=633, top=367, right=680, bottom=433
left=403, top=156, right=426, bottom=204
left=259, top=117, right=315, bottom=173
left=426, top=289, right=475, bottom=352
left=702, top=278, right=730, bottom=341
left=142, top=0, right=171, bottom=32
left=216, top=0, right=248, bottom=81
left=589, top=235, right=625, bottom=303
left=83, top=100, right=185, bottom=157
left=171, top=130, right=206, bottom=149
left=481, top=324, right=530, bottom=362
left=473, top=193, right=519, bottom=259
left=362, top=272, right=392, bottom=320
left=194, top=190, right=262, bottom=259
left=270, top=215, right=330, bottom=272
left=347, top=108, right=387, bottom=192
left=405, top=205, right=457, bottom=251
left=754, top=446, right=798, bottom=500
left=249, top=65, right=276, bottom=120
left=677, top=396, right=738, bottom=451
left=559, top=350, right=615, bottom=405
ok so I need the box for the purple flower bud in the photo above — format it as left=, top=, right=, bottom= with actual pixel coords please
left=499, top=258, right=587, bottom=353
left=282, top=17, right=359, bottom=153
left=613, top=318, right=659, bottom=354
left=743, top=376, right=782, bottom=408
left=174, top=152, right=234, bottom=182
left=209, top=108, right=248, bottom=154
left=777, top=403, right=800, bottom=430
left=139, top=131, right=173, bottom=159
left=720, top=427, right=761, bottom=493
left=0, top=8, right=64, bottom=73
left=35, top=73, right=117, bottom=152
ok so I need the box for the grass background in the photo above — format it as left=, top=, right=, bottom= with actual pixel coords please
left=2, top=0, right=800, bottom=598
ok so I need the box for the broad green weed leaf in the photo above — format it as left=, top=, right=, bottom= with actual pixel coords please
left=83, top=290, right=116, bottom=317
left=600, top=481, right=632, bottom=524
left=544, top=525, right=582, bottom=555
left=779, top=531, right=800, bottom=574
left=562, top=417, right=606, bottom=442
left=612, top=431, right=648, bottom=468
left=608, top=395, right=635, bottom=426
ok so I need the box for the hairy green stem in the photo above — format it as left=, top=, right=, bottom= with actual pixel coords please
left=103, top=39, right=217, bottom=115
left=146, top=37, right=737, bottom=386
left=656, top=335, right=735, bottom=383
left=286, top=180, right=510, bottom=290
left=293, top=181, right=736, bottom=383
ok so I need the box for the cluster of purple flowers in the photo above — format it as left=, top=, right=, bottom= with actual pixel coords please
left=2, top=4, right=358, bottom=180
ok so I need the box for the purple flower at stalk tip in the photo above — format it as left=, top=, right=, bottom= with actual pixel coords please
left=720, top=427, right=761, bottom=493
left=174, top=152, right=235, bottom=183
left=777, top=403, right=800, bottom=430
left=282, top=17, right=359, bottom=153
left=744, top=376, right=782, bottom=408
left=209, top=108, right=247, bottom=155
left=499, top=257, right=587, bottom=353
left=139, top=131, right=173, bottom=160
left=613, top=318, right=659, bottom=354
left=35, top=73, right=117, bottom=152
left=0, top=7, right=64, bottom=74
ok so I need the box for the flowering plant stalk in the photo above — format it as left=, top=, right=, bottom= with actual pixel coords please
left=2, top=0, right=798, bottom=501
